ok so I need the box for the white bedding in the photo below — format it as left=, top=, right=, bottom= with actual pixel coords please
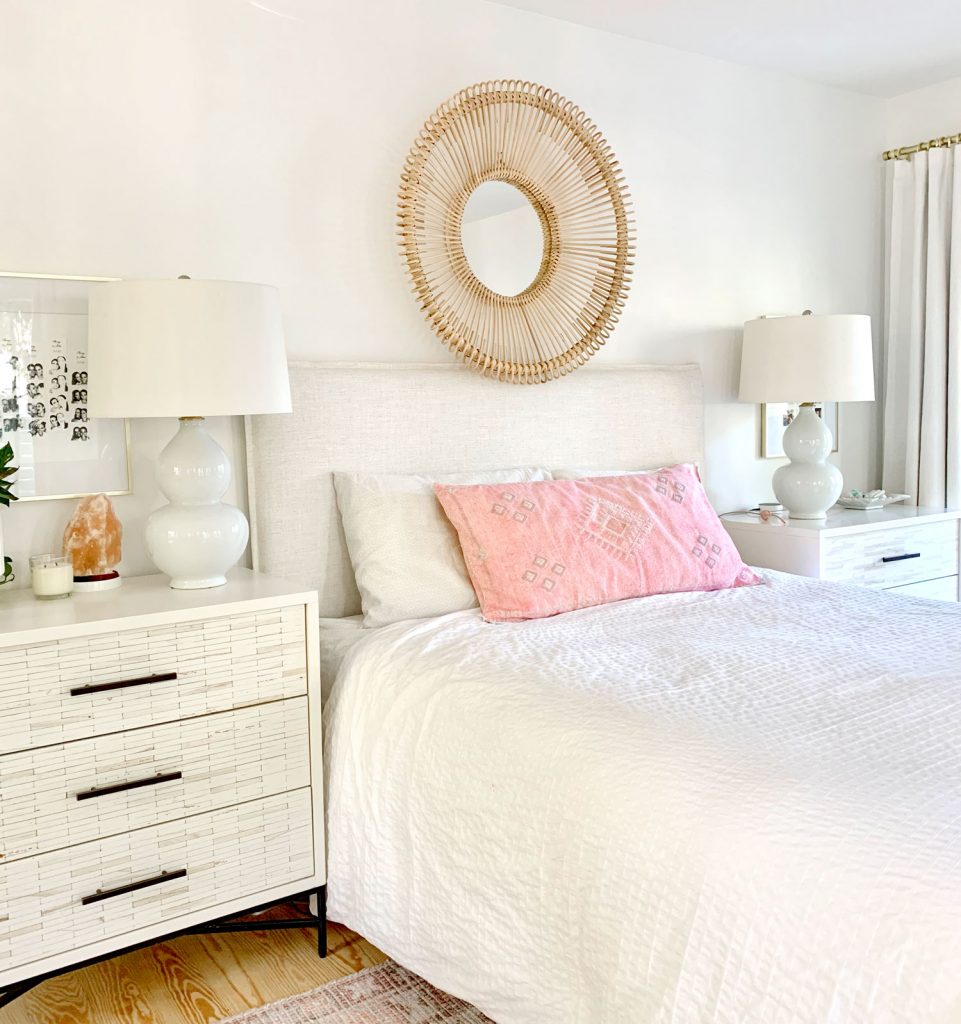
left=317, top=615, right=366, bottom=704
left=324, top=572, right=961, bottom=1023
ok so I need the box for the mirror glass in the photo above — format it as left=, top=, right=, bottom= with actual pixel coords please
left=461, top=182, right=544, bottom=296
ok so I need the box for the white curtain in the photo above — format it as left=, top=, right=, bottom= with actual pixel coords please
left=882, top=149, right=961, bottom=508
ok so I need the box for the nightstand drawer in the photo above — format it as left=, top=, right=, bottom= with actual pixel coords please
left=0, top=788, right=315, bottom=975
left=0, top=698, right=310, bottom=862
left=821, top=521, right=959, bottom=589
left=887, top=575, right=959, bottom=602
left=0, top=605, right=307, bottom=754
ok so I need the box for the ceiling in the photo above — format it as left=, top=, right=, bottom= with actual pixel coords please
left=492, top=0, right=961, bottom=97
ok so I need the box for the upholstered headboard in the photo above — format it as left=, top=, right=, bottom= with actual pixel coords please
left=246, top=362, right=703, bottom=617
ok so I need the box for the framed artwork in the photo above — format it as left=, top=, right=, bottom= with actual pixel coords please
left=0, top=273, right=131, bottom=501
left=761, top=402, right=838, bottom=459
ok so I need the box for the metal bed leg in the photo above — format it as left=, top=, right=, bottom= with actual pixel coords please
left=317, top=885, right=328, bottom=958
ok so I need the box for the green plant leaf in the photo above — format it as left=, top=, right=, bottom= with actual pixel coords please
left=0, top=441, right=18, bottom=506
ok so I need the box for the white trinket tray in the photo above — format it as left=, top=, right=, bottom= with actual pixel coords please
left=837, top=493, right=910, bottom=510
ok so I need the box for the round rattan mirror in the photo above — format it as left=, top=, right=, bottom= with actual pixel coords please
left=397, top=80, right=634, bottom=384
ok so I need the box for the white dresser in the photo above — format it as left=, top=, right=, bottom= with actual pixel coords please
left=0, top=569, right=324, bottom=1000
left=722, top=506, right=961, bottom=601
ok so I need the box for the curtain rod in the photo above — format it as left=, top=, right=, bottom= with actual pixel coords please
left=882, top=132, right=961, bottom=161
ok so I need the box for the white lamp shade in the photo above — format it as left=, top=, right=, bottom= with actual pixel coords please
left=738, top=313, right=875, bottom=404
left=87, top=279, right=291, bottom=418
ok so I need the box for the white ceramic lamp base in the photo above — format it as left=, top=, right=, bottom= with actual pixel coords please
left=772, top=403, right=842, bottom=520
left=146, top=418, right=249, bottom=589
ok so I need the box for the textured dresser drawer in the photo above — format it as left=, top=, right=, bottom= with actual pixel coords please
left=0, top=605, right=306, bottom=754
left=0, top=698, right=310, bottom=863
left=821, top=521, right=959, bottom=589
left=0, top=788, right=314, bottom=974
left=887, top=575, right=959, bottom=602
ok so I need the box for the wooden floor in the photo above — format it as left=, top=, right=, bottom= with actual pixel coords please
left=0, top=911, right=386, bottom=1024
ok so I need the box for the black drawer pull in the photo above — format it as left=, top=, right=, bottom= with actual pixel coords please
left=70, top=672, right=177, bottom=697
left=881, top=552, right=921, bottom=563
left=76, top=771, right=183, bottom=802
left=81, top=868, right=187, bottom=906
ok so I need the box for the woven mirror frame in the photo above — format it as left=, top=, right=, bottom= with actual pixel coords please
left=397, top=80, right=635, bottom=384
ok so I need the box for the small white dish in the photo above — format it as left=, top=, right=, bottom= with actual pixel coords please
left=73, top=572, right=123, bottom=593
left=837, top=493, right=910, bottom=510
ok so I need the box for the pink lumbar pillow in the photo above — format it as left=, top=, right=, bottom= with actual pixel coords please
left=435, top=464, right=760, bottom=622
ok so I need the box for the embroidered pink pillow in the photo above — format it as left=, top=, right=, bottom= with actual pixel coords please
left=435, top=464, right=760, bottom=622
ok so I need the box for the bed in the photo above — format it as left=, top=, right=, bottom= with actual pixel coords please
left=247, top=363, right=961, bottom=1023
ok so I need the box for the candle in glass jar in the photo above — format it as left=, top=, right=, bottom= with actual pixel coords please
left=30, top=554, right=74, bottom=600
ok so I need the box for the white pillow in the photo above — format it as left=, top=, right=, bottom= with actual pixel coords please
left=334, top=467, right=551, bottom=627
left=552, top=467, right=656, bottom=479
left=552, top=465, right=699, bottom=480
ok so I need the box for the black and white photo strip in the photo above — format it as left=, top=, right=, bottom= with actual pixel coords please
left=0, top=336, right=89, bottom=443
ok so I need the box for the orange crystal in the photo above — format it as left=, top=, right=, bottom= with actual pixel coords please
left=62, top=493, right=123, bottom=577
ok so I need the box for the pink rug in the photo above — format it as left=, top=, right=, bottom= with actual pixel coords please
left=218, top=960, right=492, bottom=1023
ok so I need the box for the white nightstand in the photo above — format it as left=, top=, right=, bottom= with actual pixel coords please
left=0, top=569, right=325, bottom=1006
left=722, top=506, right=961, bottom=602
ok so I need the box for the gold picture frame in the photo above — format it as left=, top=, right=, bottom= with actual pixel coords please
left=0, top=271, right=133, bottom=501
left=397, top=80, right=635, bottom=384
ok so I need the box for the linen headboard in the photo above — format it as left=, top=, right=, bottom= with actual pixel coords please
left=246, top=362, right=703, bottom=617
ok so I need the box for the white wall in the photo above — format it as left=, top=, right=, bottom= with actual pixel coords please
left=0, top=0, right=884, bottom=585
left=884, top=76, right=961, bottom=147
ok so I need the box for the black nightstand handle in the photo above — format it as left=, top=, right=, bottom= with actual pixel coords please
left=881, top=552, right=921, bottom=563
left=76, top=771, right=183, bottom=802
left=81, top=868, right=187, bottom=906
left=70, top=672, right=177, bottom=697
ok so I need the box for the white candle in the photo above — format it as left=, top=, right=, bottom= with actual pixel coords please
left=30, top=555, right=74, bottom=600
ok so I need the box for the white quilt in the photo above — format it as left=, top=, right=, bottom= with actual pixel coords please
left=324, top=572, right=961, bottom=1024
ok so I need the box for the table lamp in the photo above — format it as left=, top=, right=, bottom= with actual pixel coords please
left=739, top=311, right=874, bottom=520
left=88, top=278, right=290, bottom=589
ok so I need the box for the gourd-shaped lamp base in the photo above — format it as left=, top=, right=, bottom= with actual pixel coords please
left=772, top=403, right=842, bottom=520
left=145, top=418, right=249, bottom=589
